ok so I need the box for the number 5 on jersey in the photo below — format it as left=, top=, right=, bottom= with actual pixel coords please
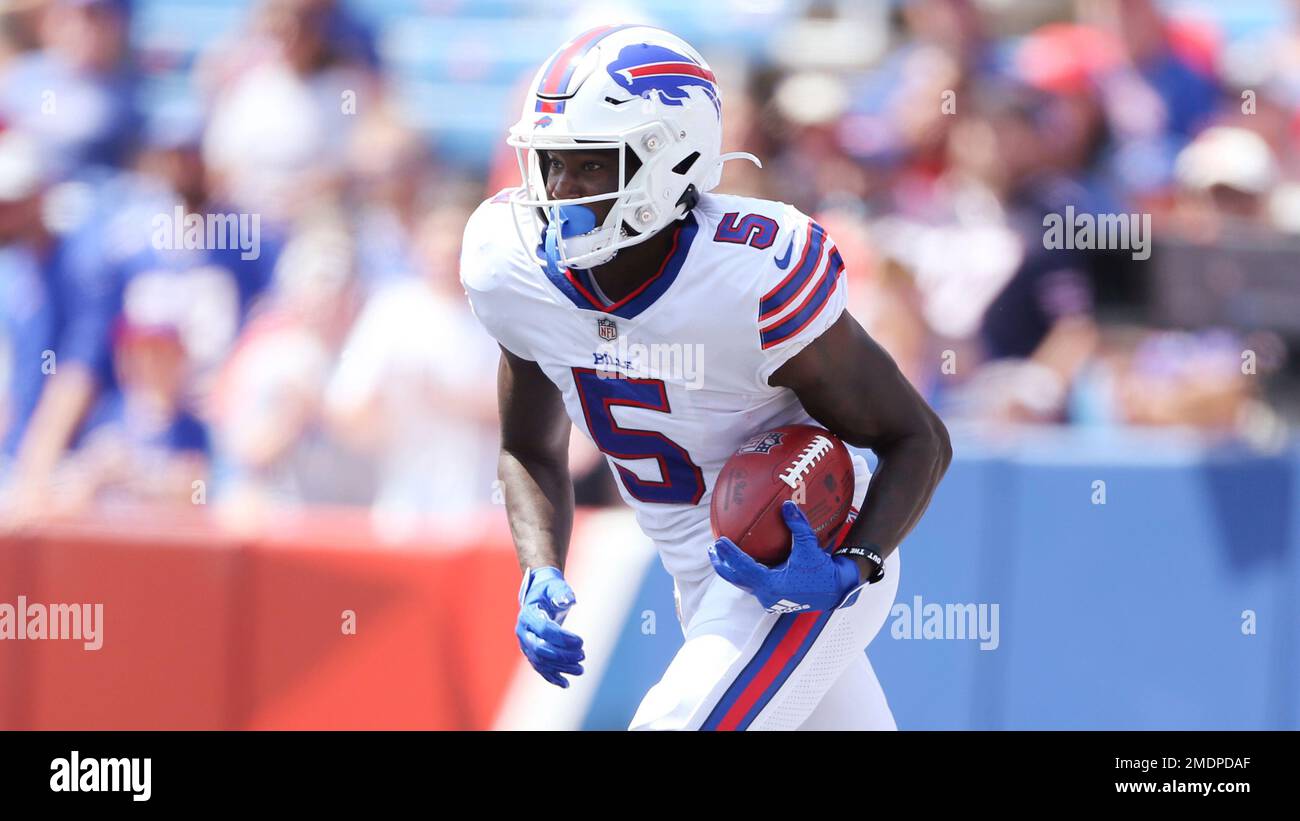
left=571, top=368, right=706, bottom=505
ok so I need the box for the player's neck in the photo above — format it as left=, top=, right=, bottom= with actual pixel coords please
left=586, top=226, right=679, bottom=304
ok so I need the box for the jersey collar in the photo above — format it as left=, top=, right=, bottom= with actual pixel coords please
left=539, top=212, right=698, bottom=320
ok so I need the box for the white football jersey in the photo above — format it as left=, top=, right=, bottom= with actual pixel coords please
left=460, top=191, right=848, bottom=582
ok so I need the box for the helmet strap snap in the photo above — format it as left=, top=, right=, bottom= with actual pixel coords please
left=675, top=183, right=700, bottom=213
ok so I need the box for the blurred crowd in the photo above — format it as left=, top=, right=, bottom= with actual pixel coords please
left=695, top=0, right=1299, bottom=441
left=0, top=0, right=498, bottom=533
left=0, top=0, right=1295, bottom=528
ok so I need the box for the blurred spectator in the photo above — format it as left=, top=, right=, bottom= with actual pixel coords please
left=1171, top=124, right=1281, bottom=235
left=1071, top=326, right=1287, bottom=447
left=325, top=199, right=499, bottom=539
left=344, top=108, right=438, bottom=292
left=1223, top=1, right=1300, bottom=174
left=1120, top=329, right=1258, bottom=429
left=1014, top=22, right=1124, bottom=212
left=211, top=217, right=372, bottom=521
left=0, top=0, right=140, bottom=176
left=1084, top=0, right=1221, bottom=199
left=870, top=79, right=1101, bottom=423
left=837, top=0, right=991, bottom=189
left=770, top=77, right=872, bottom=209
left=963, top=85, right=1097, bottom=358
left=0, top=128, right=120, bottom=517
left=54, top=315, right=209, bottom=511
left=0, top=0, right=45, bottom=63
left=99, top=104, right=281, bottom=408
left=199, top=0, right=379, bottom=225
left=962, top=83, right=1101, bottom=423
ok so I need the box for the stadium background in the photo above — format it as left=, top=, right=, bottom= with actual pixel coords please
left=0, top=0, right=1297, bottom=729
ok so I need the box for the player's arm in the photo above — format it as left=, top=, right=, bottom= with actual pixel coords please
left=496, top=345, right=585, bottom=687
left=497, top=344, right=574, bottom=572
left=771, top=312, right=952, bottom=571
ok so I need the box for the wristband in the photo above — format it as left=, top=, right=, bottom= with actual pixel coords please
left=834, top=544, right=886, bottom=584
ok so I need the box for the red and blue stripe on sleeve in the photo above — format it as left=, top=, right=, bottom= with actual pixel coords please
left=758, top=221, right=845, bottom=350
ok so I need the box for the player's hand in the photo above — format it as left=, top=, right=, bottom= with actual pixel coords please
left=708, top=501, right=860, bottom=614
left=515, top=567, right=585, bottom=688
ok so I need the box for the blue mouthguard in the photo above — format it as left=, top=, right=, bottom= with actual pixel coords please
left=540, top=205, right=598, bottom=275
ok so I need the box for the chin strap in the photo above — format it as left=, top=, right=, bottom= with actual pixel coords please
left=540, top=204, right=598, bottom=275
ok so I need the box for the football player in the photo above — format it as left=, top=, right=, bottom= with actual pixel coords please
left=461, top=25, right=951, bottom=730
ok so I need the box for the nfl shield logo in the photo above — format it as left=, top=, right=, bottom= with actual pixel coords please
left=738, top=431, right=784, bottom=454
left=597, top=318, right=618, bottom=341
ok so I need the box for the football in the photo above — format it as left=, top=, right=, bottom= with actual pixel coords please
left=710, top=424, right=856, bottom=566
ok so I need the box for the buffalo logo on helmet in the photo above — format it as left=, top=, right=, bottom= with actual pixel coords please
left=607, top=43, right=720, bottom=116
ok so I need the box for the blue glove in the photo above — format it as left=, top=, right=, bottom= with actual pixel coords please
left=709, top=501, right=861, bottom=614
left=515, top=566, right=585, bottom=688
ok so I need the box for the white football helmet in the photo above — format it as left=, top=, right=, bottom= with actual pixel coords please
left=507, top=24, right=759, bottom=272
